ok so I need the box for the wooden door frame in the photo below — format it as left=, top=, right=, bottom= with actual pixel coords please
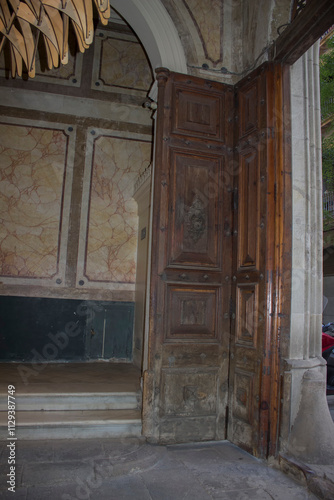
left=143, top=68, right=235, bottom=444
left=254, top=0, right=334, bottom=456
left=226, top=62, right=292, bottom=458
left=142, top=63, right=292, bottom=457
left=143, top=0, right=334, bottom=457
left=259, top=63, right=292, bottom=458
left=264, top=0, right=334, bottom=456
left=271, top=0, right=334, bottom=65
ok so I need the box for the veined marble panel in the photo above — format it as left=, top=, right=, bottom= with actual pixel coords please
left=0, top=44, right=83, bottom=87
left=0, top=117, right=75, bottom=286
left=183, top=0, right=223, bottom=65
left=77, top=129, right=152, bottom=290
left=92, top=29, right=153, bottom=95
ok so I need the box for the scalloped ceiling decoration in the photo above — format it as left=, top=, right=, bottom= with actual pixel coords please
left=0, top=0, right=110, bottom=77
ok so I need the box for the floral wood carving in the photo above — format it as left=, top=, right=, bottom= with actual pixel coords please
left=185, top=194, right=206, bottom=244
left=0, top=0, right=110, bottom=77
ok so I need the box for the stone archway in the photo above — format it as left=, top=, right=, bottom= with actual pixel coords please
left=110, top=0, right=187, bottom=77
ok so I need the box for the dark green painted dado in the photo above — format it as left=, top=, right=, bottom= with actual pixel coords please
left=86, top=302, right=134, bottom=360
left=0, top=297, right=134, bottom=362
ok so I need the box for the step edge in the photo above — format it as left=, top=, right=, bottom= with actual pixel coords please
left=0, top=392, right=140, bottom=397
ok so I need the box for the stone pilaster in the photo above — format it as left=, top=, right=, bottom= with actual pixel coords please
left=282, top=42, right=334, bottom=463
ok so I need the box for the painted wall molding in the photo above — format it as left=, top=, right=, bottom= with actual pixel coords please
left=0, top=116, right=76, bottom=288
left=77, top=128, right=152, bottom=291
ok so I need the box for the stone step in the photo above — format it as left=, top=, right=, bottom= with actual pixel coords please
left=0, top=409, right=142, bottom=440
left=0, top=392, right=141, bottom=411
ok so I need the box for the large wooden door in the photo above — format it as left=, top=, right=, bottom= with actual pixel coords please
left=227, top=63, right=288, bottom=458
left=143, top=69, right=234, bottom=443
left=227, top=65, right=278, bottom=456
left=143, top=64, right=285, bottom=455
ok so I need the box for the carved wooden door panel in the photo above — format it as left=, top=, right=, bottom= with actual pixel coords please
left=143, top=69, right=234, bottom=443
left=143, top=64, right=283, bottom=455
left=227, top=64, right=279, bottom=456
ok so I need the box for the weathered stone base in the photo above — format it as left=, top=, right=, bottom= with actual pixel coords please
left=280, top=454, right=334, bottom=500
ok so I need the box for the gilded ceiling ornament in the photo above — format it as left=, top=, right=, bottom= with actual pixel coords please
left=0, top=0, right=110, bottom=77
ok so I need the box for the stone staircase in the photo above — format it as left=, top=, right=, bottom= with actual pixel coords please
left=0, top=390, right=142, bottom=440
left=0, top=363, right=143, bottom=440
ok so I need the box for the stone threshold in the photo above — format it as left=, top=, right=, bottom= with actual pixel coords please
left=279, top=454, right=334, bottom=500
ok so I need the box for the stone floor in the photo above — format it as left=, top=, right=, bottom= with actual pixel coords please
left=0, top=438, right=319, bottom=500
left=0, top=364, right=332, bottom=499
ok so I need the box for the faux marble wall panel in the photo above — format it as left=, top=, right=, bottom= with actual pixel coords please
left=92, top=30, right=153, bottom=95
left=77, top=129, right=152, bottom=290
left=0, top=44, right=82, bottom=87
left=182, top=0, right=223, bottom=64
left=0, top=118, right=75, bottom=286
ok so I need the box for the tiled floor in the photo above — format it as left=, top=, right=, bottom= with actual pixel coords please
left=0, top=439, right=319, bottom=500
